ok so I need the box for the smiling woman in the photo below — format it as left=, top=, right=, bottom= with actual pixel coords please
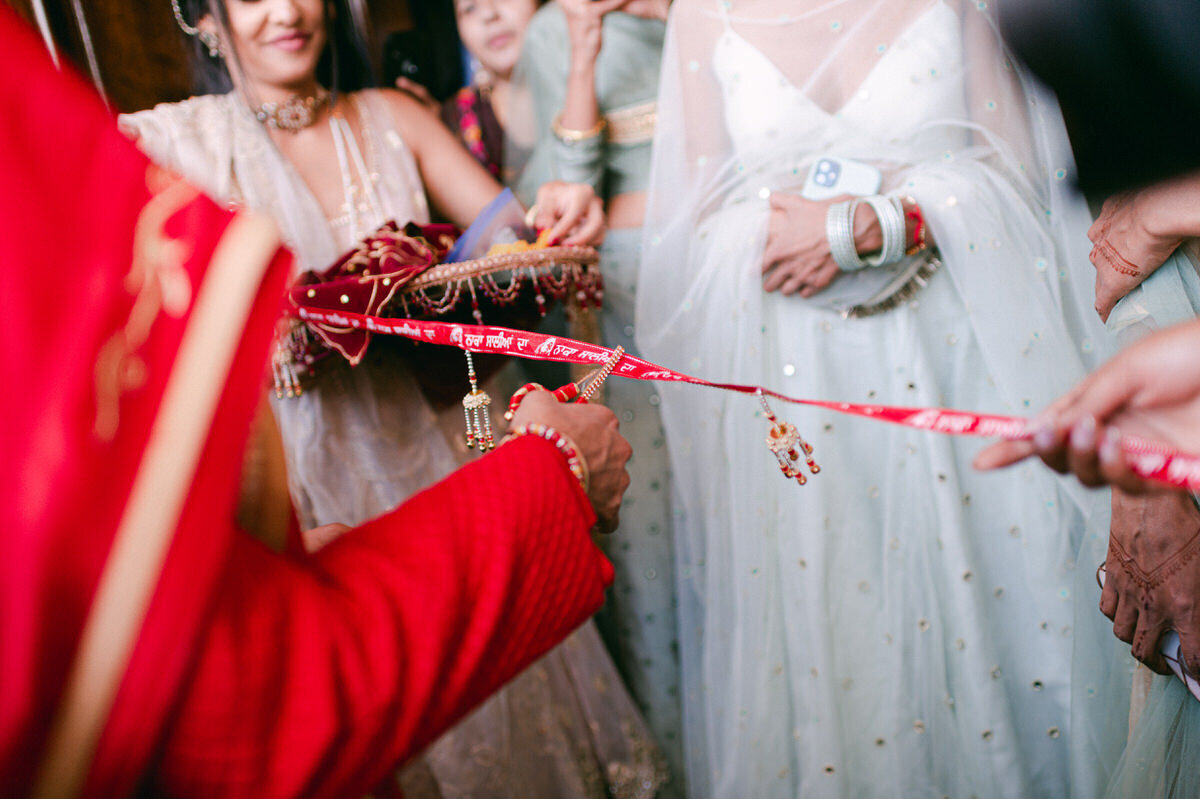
left=177, top=0, right=370, bottom=98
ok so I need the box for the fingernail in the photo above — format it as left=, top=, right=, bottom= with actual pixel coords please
left=1031, top=421, right=1057, bottom=451
left=1024, top=412, right=1053, bottom=437
left=1071, top=415, right=1097, bottom=450
left=1099, top=427, right=1122, bottom=464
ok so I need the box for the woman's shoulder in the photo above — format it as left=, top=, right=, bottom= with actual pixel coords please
left=115, top=93, right=244, bottom=201
left=118, top=92, right=236, bottom=134
left=354, top=87, right=445, bottom=137
left=352, top=87, right=434, bottom=120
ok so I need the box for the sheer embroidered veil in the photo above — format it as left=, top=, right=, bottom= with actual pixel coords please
left=636, top=2, right=1125, bottom=795
left=639, top=0, right=1104, bottom=410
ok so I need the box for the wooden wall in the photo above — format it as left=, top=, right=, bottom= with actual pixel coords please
left=2, top=0, right=454, bottom=114
left=4, top=0, right=191, bottom=112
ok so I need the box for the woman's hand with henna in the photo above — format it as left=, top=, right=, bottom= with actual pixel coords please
left=1089, top=170, right=1200, bottom=321
left=1104, top=489, right=1200, bottom=674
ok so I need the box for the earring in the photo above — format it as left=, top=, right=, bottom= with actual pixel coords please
left=472, top=57, right=492, bottom=91
left=757, top=389, right=819, bottom=485
left=199, top=30, right=221, bottom=58
left=462, top=351, right=494, bottom=451
left=171, top=0, right=222, bottom=58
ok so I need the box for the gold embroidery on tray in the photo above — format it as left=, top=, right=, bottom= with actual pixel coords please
left=94, top=165, right=198, bottom=441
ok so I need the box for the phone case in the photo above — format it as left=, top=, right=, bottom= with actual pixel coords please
left=801, top=156, right=883, bottom=200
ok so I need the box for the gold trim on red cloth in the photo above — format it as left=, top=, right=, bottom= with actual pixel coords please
left=93, top=165, right=198, bottom=442
left=32, top=209, right=283, bottom=799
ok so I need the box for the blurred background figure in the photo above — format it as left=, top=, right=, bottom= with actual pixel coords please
left=0, top=5, right=635, bottom=797
left=440, top=0, right=541, bottom=185
left=982, top=4, right=1200, bottom=796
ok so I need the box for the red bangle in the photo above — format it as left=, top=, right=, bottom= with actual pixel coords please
left=901, top=196, right=928, bottom=256
left=554, top=382, right=580, bottom=403
left=504, top=383, right=545, bottom=422
left=504, top=423, right=590, bottom=492
left=503, top=381, right=584, bottom=423
left=504, top=346, right=625, bottom=419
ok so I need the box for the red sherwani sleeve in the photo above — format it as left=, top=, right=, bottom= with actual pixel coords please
left=152, top=439, right=611, bottom=798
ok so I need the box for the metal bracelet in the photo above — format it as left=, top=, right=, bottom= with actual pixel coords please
left=827, top=199, right=867, bottom=271
left=862, top=194, right=906, bottom=267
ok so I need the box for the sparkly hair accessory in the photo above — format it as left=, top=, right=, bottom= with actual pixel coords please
left=170, top=0, right=221, bottom=58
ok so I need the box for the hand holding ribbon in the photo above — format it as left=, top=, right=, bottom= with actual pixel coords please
left=975, top=317, right=1200, bottom=494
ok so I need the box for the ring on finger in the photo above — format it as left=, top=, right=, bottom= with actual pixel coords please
left=1096, top=559, right=1107, bottom=590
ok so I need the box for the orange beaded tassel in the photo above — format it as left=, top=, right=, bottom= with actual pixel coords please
left=757, top=389, right=819, bottom=485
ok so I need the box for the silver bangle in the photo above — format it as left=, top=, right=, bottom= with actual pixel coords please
left=827, top=199, right=866, bottom=271
left=885, top=195, right=909, bottom=264
left=861, top=195, right=906, bottom=267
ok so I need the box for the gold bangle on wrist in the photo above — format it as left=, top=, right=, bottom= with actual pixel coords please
left=552, top=113, right=607, bottom=143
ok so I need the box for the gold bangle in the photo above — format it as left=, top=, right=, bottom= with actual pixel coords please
left=551, top=113, right=607, bottom=143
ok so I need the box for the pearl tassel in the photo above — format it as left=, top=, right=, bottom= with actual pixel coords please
left=462, top=351, right=494, bottom=451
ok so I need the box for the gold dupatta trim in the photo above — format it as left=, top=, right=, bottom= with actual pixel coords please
left=605, top=100, right=657, bottom=146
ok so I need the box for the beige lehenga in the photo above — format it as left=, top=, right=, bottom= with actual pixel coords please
left=121, top=88, right=668, bottom=799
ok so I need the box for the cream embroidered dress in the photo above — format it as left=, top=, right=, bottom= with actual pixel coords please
left=121, top=88, right=667, bottom=799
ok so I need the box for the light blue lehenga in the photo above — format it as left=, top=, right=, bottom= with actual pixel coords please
left=514, top=8, right=686, bottom=795
left=1099, top=243, right=1200, bottom=799
left=638, top=1, right=1124, bottom=797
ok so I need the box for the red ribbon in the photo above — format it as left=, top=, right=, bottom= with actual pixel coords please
left=294, top=306, right=1200, bottom=492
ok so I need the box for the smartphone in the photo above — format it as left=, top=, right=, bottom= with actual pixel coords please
left=383, top=30, right=437, bottom=93
left=801, top=156, right=883, bottom=200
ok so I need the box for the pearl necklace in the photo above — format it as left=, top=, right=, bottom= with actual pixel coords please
left=254, top=88, right=330, bottom=133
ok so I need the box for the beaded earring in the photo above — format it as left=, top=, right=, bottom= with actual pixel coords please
left=171, top=0, right=222, bottom=58
left=199, top=30, right=221, bottom=58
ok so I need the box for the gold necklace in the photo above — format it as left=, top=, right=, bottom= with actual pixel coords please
left=254, top=88, right=330, bottom=133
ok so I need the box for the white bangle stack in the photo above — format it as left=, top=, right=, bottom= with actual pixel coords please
left=863, top=195, right=907, bottom=267
left=826, top=194, right=908, bottom=272
left=826, top=198, right=867, bottom=271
